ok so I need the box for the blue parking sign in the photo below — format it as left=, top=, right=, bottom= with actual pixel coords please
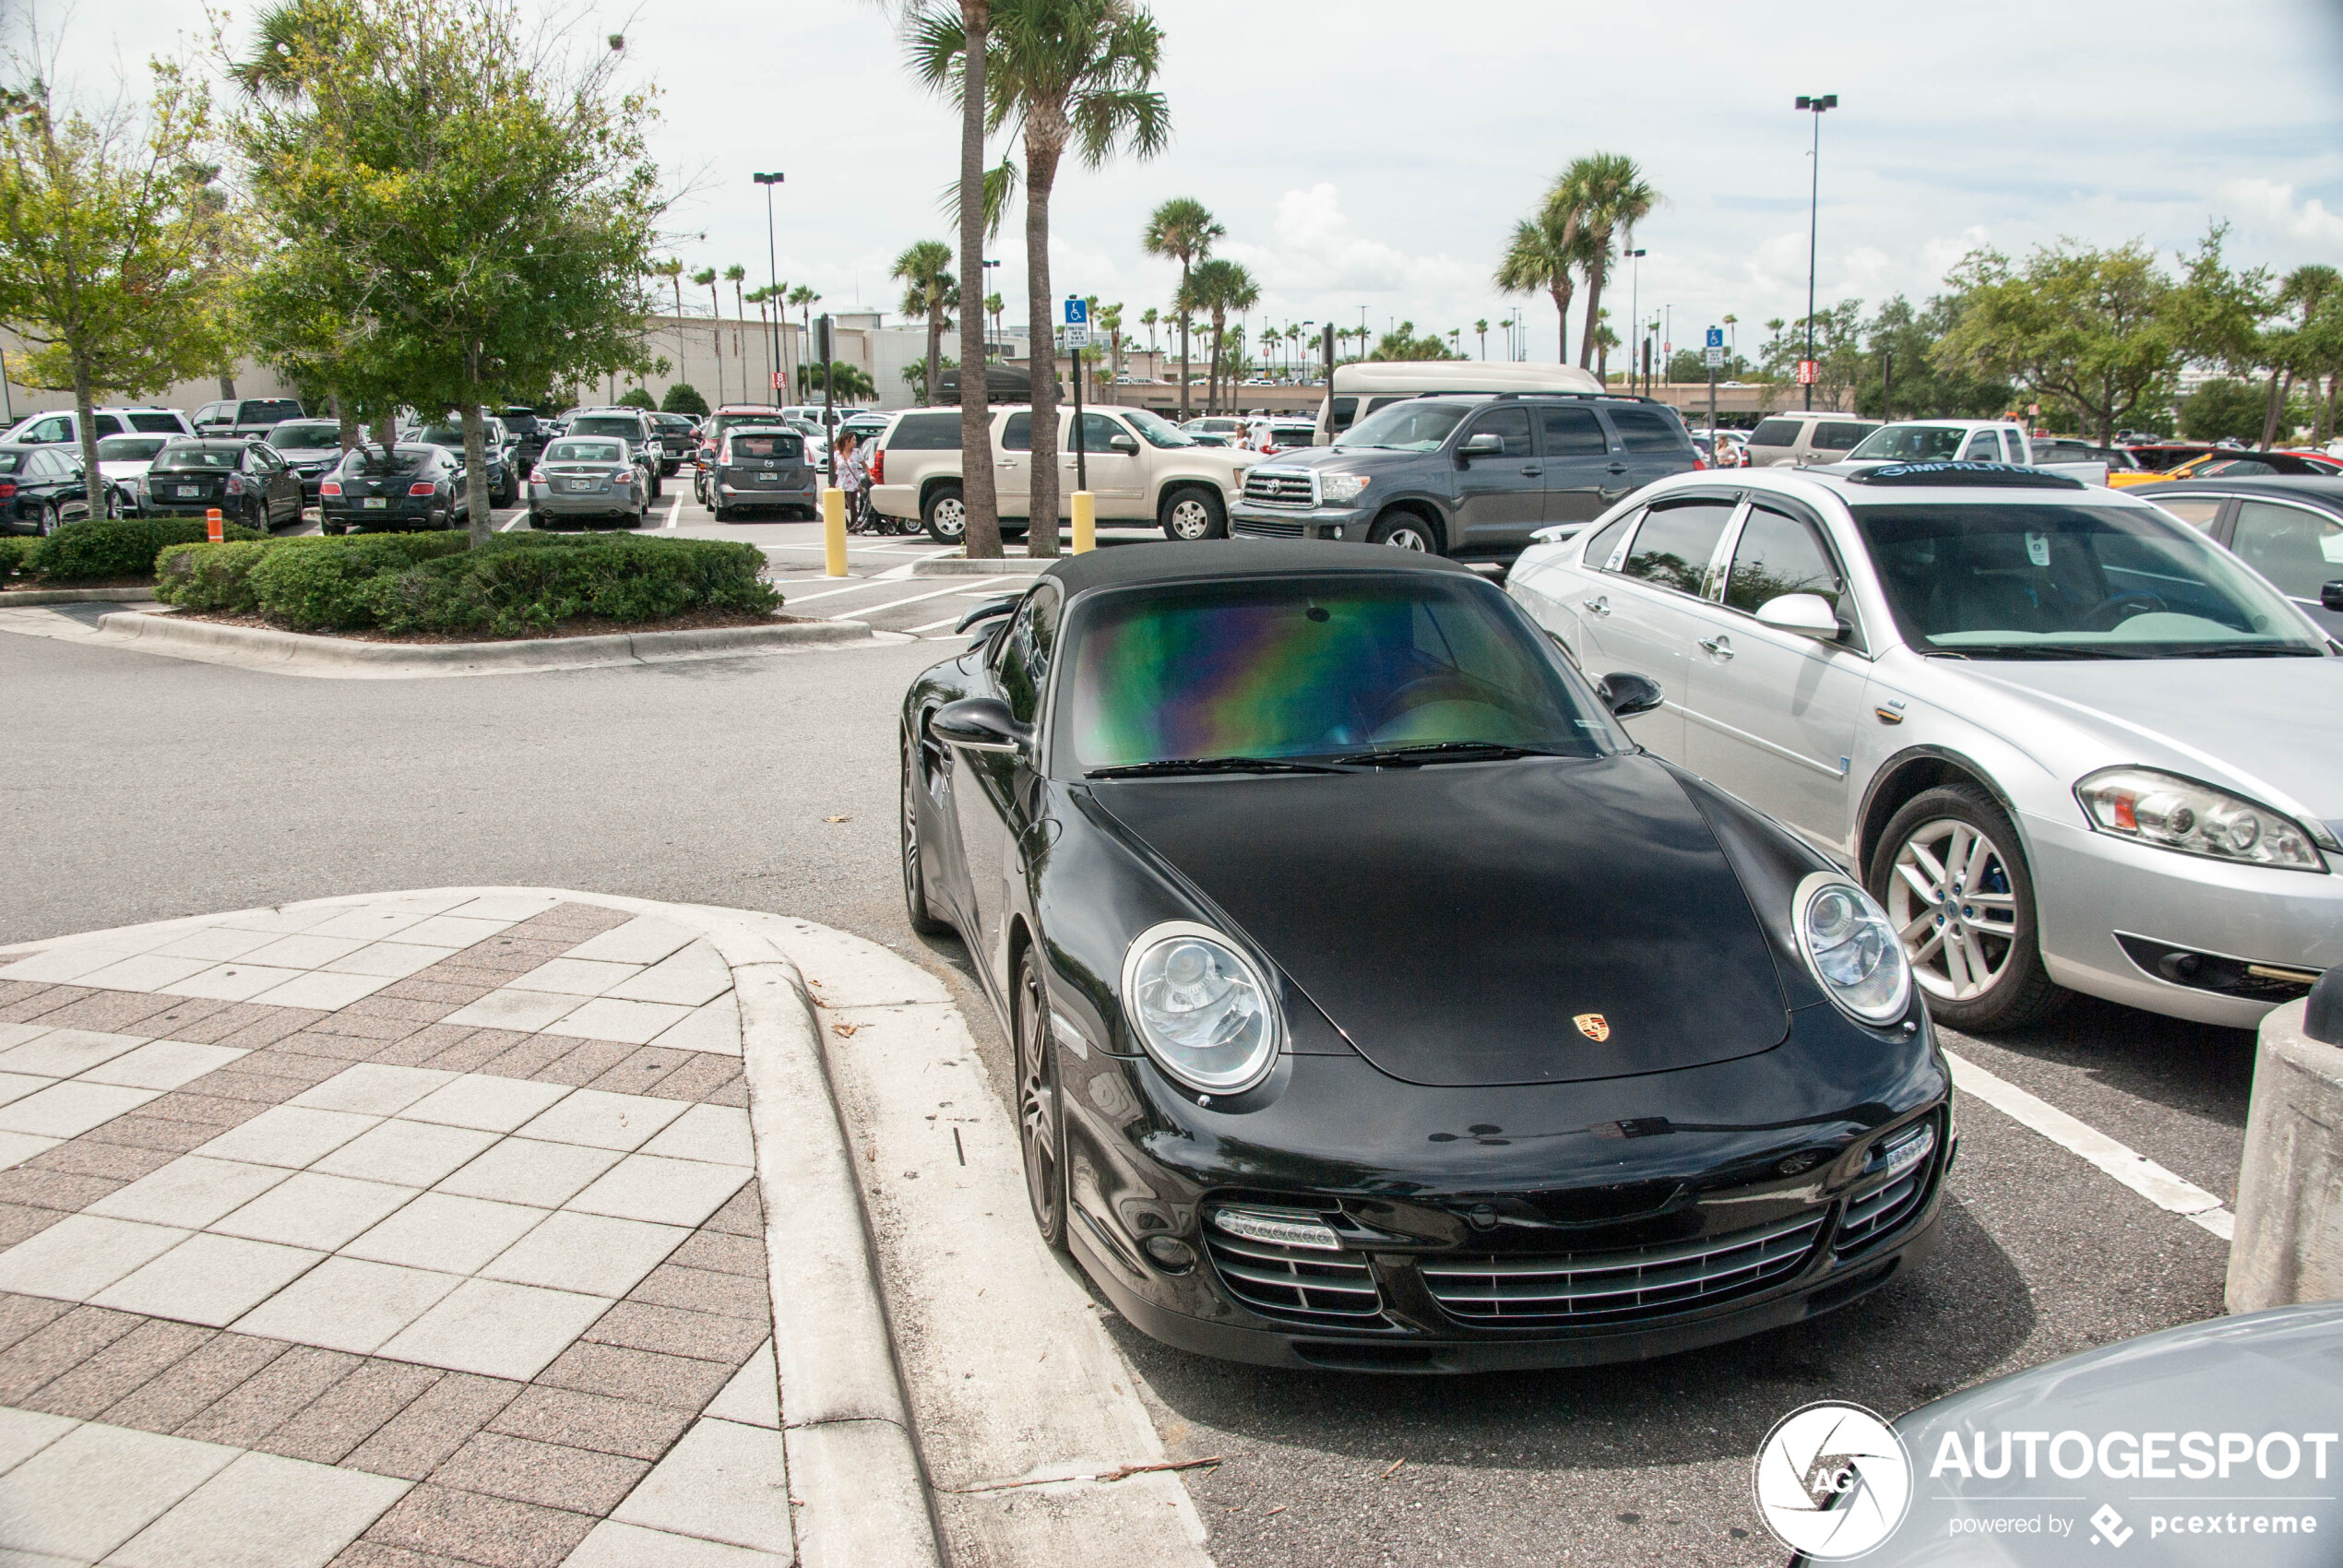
left=1706, top=326, right=1724, bottom=349
left=1064, top=298, right=1088, bottom=326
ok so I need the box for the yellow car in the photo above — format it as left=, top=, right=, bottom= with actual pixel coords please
left=2113, top=448, right=2343, bottom=487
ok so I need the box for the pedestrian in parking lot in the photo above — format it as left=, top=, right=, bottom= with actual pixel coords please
left=834, top=430, right=872, bottom=531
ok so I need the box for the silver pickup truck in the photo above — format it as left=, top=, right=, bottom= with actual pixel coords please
left=1835, top=420, right=2111, bottom=484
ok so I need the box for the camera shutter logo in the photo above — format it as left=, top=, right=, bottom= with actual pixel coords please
left=1752, top=1401, right=1912, bottom=1559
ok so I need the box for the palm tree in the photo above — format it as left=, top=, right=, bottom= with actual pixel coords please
left=1186, top=257, right=1257, bottom=415
left=1474, top=318, right=1489, bottom=361
left=1722, top=312, right=1737, bottom=354
left=788, top=284, right=819, bottom=398
left=1494, top=196, right=1587, bottom=363
left=910, top=0, right=1171, bottom=557
left=1571, top=153, right=1659, bottom=373
left=2263, top=265, right=2339, bottom=447
left=725, top=265, right=748, bottom=401
left=1098, top=301, right=1124, bottom=398
left=1142, top=197, right=1223, bottom=421
left=1139, top=304, right=1160, bottom=362
left=691, top=267, right=723, bottom=403
left=892, top=240, right=957, bottom=406
left=745, top=285, right=779, bottom=403
left=981, top=291, right=1004, bottom=360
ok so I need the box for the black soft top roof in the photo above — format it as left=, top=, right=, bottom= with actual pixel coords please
left=1041, top=539, right=1476, bottom=595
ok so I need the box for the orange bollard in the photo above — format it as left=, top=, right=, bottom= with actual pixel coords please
left=206, top=507, right=224, bottom=542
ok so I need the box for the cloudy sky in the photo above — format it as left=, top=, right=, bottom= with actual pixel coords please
left=20, top=0, right=2343, bottom=364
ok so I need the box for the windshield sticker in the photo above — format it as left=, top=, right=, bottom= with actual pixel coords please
left=2027, top=532, right=2052, bottom=566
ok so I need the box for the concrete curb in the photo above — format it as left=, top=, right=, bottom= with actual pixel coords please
left=2, top=886, right=945, bottom=1568
left=910, top=555, right=1053, bottom=577
left=0, top=585, right=157, bottom=605
left=2227, top=998, right=2343, bottom=1313
left=87, top=608, right=876, bottom=678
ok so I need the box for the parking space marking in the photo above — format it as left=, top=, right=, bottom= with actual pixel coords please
left=664, top=496, right=681, bottom=529
left=905, top=615, right=965, bottom=634
left=786, top=576, right=914, bottom=605
left=499, top=512, right=526, bottom=532
left=828, top=582, right=1024, bottom=621
left=1945, top=1049, right=2234, bottom=1239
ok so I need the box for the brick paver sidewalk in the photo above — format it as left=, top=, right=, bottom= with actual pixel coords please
left=0, top=892, right=790, bottom=1567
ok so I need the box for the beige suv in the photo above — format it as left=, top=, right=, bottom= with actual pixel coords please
left=1742, top=410, right=1879, bottom=467
left=870, top=405, right=1258, bottom=543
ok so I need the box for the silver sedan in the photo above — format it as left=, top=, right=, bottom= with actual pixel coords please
left=1505, top=462, right=2343, bottom=1032
left=527, top=437, right=648, bottom=529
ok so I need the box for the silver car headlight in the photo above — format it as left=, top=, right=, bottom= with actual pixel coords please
left=1120, top=921, right=1279, bottom=1094
left=2075, top=767, right=2325, bottom=872
left=1317, top=471, right=1371, bottom=504
left=1794, top=873, right=1912, bottom=1025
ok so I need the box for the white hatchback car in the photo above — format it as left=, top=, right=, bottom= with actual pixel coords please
left=1505, top=461, right=2343, bottom=1032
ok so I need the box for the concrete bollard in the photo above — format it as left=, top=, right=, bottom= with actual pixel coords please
left=2226, top=992, right=2343, bottom=1313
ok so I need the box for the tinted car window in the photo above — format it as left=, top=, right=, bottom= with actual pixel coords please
left=1063, top=575, right=1614, bottom=770
left=343, top=447, right=434, bottom=477
left=126, top=413, right=184, bottom=434
left=1814, top=422, right=1873, bottom=451
left=997, top=584, right=1062, bottom=726
left=1540, top=407, right=1607, bottom=456
left=1581, top=509, right=1639, bottom=570
left=1609, top=407, right=1690, bottom=454
left=886, top=412, right=959, bottom=450
left=1335, top=400, right=1466, bottom=452
left=96, top=435, right=171, bottom=462
left=545, top=440, right=624, bottom=463
left=1001, top=412, right=1034, bottom=452
left=2195, top=458, right=2276, bottom=478
left=1747, top=419, right=1803, bottom=447
left=1328, top=397, right=1358, bottom=433
left=235, top=400, right=302, bottom=425
left=91, top=415, right=125, bottom=437
left=2229, top=501, right=2343, bottom=600
left=415, top=426, right=467, bottom=447
left=1725, top=507, right=1844, bottom=614
left=1466, top=407, right=1532, bottom=457
left=1960, top=431, right=2003, bottom=461
left=1849, top=426, right=1967, bottom=462
left=1621, top=500, right=1735, bottom=594
left=1126, top=409, right=1195, bottom=448
left=567, top=416, right=642, bottom=440
left=271, top=422, right=341, bottom=449
left=2150, top=496, right=2224, bottom=530
left=0, top=453, right=24, bottom=476
left=728, top=434, right=803, bottom=462
left=154, top=447, right=241, bottom=471
left=1852, top=502, right=2321, bottom=655
left=1067, top=413, right=1123, bottom=451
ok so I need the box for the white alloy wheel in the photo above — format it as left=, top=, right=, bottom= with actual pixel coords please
left=1885, top=816, right=2019, bottom=1003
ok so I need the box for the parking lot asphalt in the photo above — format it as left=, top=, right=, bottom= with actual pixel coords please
left=2, top=481, right=2263, bottom=1566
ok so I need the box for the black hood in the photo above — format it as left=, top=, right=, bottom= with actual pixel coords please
left=1089, top=755, right=1790, bottom=1088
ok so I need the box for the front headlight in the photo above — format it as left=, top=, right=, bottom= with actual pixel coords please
left=2075, top=767, right=2325, bottom=872
left=1120, top=921, right=1279, bottom=1094
left=1318, top=471, right=1371, bottom=504
left=1795, top=873, right=1912, bottom=1024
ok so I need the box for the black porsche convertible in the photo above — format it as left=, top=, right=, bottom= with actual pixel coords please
left=900, top=540, right=1952, bottom=1372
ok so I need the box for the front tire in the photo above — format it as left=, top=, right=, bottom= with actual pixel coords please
left=1368, top=511, right=1441, bottom=552
left=1012, top=945, right=1067, bottom=1252
left=1871, top=783, right=2062, bottom=1033
left=1160, top=484, right=1226, bottom=540
left=922, top=483, right=967, bottom=545
left=39, top=502, right=60, bottom=537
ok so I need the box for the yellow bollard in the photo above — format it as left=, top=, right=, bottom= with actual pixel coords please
left=822, top=487, right=848, bottom=577
left=1071, top=492, right=1096, bottom=554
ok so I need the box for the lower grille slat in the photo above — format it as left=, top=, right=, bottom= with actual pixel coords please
left=1205, top=1209, right=1385, bottom=1326
left=1421, top=1211, right=1827, bottom=1327
left=1835, top=1169, right=1925, bottom=1254
left=1233, top=517, right=1304, bottom=538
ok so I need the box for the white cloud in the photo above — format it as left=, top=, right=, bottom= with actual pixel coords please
left=1219, top=184, right=1481, bottom=298
left=2223, top=178, right=2343, bottom=245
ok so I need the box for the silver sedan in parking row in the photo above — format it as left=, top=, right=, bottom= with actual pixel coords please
left=526, top=437, right=649, bottom=529
left=1505, top=461, right=2342, bottom=1032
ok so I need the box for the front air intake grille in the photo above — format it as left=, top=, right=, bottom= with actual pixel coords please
left=1242, top=470, right=1314, bottom=506
left=1232, top=517, right=1305, bottom=538
left=1419, top=1210, right=1826, bottom=1327
left=1836, top=1169, right=1926, bottom=1254
left=1204, top=1218, right=1384, bottom=1326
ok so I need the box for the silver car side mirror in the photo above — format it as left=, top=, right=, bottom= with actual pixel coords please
left=1754, top=592, right=1842, bottom=638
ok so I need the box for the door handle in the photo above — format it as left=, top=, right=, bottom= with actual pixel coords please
left=1582, top=595, right=1611, bottom=617
left=1521, top=466, right=1543, bottom=476
left=1698, top=636, right=1734, bottom=659
left=1607, top=463, right=1628, bottom=474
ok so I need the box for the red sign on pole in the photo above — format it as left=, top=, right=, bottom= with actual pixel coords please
left=771, top=371, right=786, bottom=391
left=1795, top=359, right=1818, bottom=386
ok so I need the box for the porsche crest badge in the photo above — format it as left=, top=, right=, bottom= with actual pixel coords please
left=1574, top=1013, right=1611, bottom=1042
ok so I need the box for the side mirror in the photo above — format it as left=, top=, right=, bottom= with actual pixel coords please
left=2323, top=581, right=2343, bottom=612
left=930, top=697, right=1030, bottom=754
left=1597, top=671, right=1665, bottom=719
left=1107, top=434, right=1139, bottom=456
left=1458, top=433, right=1505, bottom=458
left=1754, top=592, right=1843, bottom=638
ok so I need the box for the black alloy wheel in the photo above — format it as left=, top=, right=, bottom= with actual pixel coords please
left=39, top=501, right=60, bottom=536
left=1870, top=782, right=2063, bottom=1033
left=899, top=728, right=951, bottom=936
left=1012, top=946, right=1068, bottom=1251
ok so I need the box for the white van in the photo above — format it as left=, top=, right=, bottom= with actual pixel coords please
left=1314, top=362, right=1605, bottom=445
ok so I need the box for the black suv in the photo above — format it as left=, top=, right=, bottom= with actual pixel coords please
left=1230, top=393, right=1701, bottom=559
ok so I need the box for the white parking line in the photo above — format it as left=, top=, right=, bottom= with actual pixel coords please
left=785, top=577, right=906, bottom=605
left=827, top=581, right=1027, bottom=621
left=905, top=615, right=965, bottom=633
left=1945, top=1049, right=2234, bottom=1239
left=498, top=513, right=526, bottom=532
left=664, top=496, right=681, bottom=529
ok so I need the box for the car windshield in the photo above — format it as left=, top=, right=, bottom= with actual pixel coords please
left=1848, top=426, right=1971, bottom=462
left=154, top=447, right=240, bottom=471
left=726, top=434, right=801, bottom=461
left=568, top=417, right=639, bottom=440
left=343, top=446, right=433, bottom=477
left=1853, top=501, right=2325, bottom=659
left=96, top=436, right=172, bottom=462
left=1124, top=409, right=1195, bottom=448
left=1334, top=400, right=1467, bottom=452
left=545, top=440, right=624, bottom=464
left=270, top=422, right=340, bottom=449
left=1062, top=575, right=1619, bottom=771
left=414, top=425, right=466, bottom=447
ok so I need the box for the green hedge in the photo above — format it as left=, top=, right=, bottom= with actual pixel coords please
left=27, top=517, right=263, bottom=583
left=0, top=537, right=27, bottom=584
left=152, top=533, right=779, bottom=636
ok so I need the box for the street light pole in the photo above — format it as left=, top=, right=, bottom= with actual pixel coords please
left=1623, top=247, right=1647, bottom=391
left=1795, top=94, right=1838, bottom=411
left=754, top=172, right=785, bottom=409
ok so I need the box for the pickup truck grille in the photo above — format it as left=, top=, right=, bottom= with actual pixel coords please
left=1242, top=470, right=1314, bottom=507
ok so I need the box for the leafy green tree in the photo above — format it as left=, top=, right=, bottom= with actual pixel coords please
left=2181, top=378, right=2307, bottom=443
left=0, top=56, right=239, bottom=517
left=660, top=382, right=708, bottom=416
left=1367, top=321, right=1458, bottom=362
left=232, top=0, right=668, bottom=540
left=798, top=359, right=876, bottom=402
left=1140, top=197, right=1220, bottom=420
left=891, top=239, right=956, bottom=405
left=1853, top=294, right=2013, bottom=420
left=913, top=0, right=1167, bottom=555
left=618, top=387, right=656, bottom=410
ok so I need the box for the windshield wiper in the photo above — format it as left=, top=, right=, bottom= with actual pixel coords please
left=1338, top=741, right=1573, bottom=766
left=2171, top=645, right=2329, bottom=659
left=1086, top=756, right=1347, bottom=779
